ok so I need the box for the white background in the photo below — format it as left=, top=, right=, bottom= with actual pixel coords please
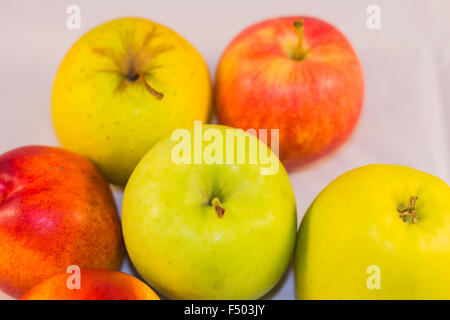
left=0, top=0, right=449, bottom=300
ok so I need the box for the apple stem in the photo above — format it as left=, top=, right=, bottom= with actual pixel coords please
left=397, top=196, right=418, bottom=224
left=293, top=19, right=306, bottom=61
left=139, top=73, right=163, bottom=99
left=210, top=197, right=225, bottom=218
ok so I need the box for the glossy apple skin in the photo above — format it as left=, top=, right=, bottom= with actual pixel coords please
left=122, top=125, right=297, bottom=299
left=0, top=146, right=123, bottom=298
left=21, top=269, right=159, bottom=300
left=295, top=165, right=450, bottom=299
left=215, top=16, right=364, bottom=170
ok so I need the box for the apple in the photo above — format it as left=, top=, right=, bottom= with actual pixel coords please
left=52, top=17, right=212, bottom=186
left=295, top=164, right=450, bottom=299
left=21, top=269, right=159, bottom=300
left=215, top=16, right=364, bottom=170
left=122, top=124, right=297, bottom=299
left=0, top=146, right=123, bottom=298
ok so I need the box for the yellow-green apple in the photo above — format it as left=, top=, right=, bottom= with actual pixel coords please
left=21, top=269, right=159, bottom=300
left=122, top=124, right=297, bottom=299
left=295, top=164, right=450, bottom=299
left=52, top=17, right=212, bottom=186
left=0, top=146, right=123, bottom=298
left=215, top=16, right=364, bottom=170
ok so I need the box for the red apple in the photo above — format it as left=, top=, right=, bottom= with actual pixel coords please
left=215, top=16, right=364, bottom=169
left=0, top=146, right=124, bottom=298
left=21, top=269, right=159, bottom=300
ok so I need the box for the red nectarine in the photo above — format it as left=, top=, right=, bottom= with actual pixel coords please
left=21, top=269, right=159, bottom=300
left=0, top=146, right=123, bottom=298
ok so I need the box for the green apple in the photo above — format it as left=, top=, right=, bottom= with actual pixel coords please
left=295, top=164, right=450, bottom=299
left=52, top=17, right=212, bottom=186
left=122, top=124, right=297, bottom=299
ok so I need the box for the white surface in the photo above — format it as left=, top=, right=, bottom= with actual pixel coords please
left=0, top=0, right=449, bottom=300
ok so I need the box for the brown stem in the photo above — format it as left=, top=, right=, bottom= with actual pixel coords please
left=397, top=196, right=418, bottom=224
left=293, top=19, right=306, bottom=61
left=139, top=73, right=163, bottom=99
left=210, top=197, right=225, bottom=218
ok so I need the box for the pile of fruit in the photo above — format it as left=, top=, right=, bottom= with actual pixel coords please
left=0, top=17, right=448, bottom=300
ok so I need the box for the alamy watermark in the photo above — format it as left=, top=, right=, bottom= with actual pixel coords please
left=366, top=5, right=381, bottom=30
left=170, top=121, right=280, bottom=175
left=66, top=265, right=81, bottom=289
left=66, top=5, right=81, bottom=30
left=366, top=265, right=381, bottom=290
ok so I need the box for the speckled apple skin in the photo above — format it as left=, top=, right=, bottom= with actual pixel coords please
left=52, top=17, right=212, bottom=186
left=0, top=146, right=124, bottom=298
left=215, top=16, right=364, bottom=170
left=21, top=269, right=158, bottom=300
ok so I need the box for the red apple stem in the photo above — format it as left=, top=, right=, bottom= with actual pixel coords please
left=210, top=197, right=225, bottom=218
left=397, top=196, right=418, bottom=224
left=139, top=73, right=163, bottom=99
left=293, top=19, right=306, bottom=61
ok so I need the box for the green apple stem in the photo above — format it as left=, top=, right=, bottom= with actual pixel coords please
left=139, top=73, right=163, bottom=99
left=293, top=19, right=306, bottom=61
left=210, top=197, right=225, bottom=218
left=397, top=196, right=418, bottom=224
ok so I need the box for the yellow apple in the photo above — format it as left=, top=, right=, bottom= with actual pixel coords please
left=52, top=17, right=212, bottom=185
left=295, top=164, right=450, bottom=299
